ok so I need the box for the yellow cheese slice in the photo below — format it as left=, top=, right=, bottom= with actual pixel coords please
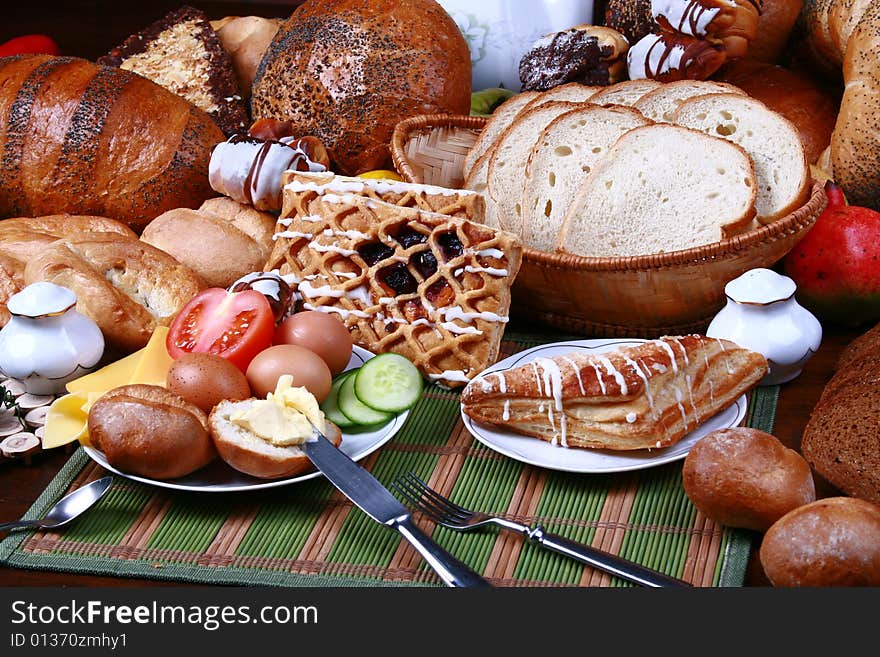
left=41, top=392, right=100, bottom=449
left=65, top=349, right=141, bottom=394
left=129, top=326, right=173, bottom=387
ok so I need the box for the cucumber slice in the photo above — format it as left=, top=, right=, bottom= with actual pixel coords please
left=354, top=353, right=423, bottom=413
left=338, top=371, right=393, bottom=425
left=321, top=371, right=357, bottom=429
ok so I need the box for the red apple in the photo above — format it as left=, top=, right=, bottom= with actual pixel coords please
left=784, top=181, right=880, bottom=326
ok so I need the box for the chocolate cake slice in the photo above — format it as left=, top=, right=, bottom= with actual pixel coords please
left=98, top=5, right=248, bottom=136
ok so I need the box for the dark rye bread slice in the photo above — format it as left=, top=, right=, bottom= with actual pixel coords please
left=802, top=381, right=880, bottom=505
left=835, top=320, right=880, bottom=372
left=98, top=5, right=248, bottom=136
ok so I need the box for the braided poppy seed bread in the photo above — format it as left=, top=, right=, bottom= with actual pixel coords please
left=0, top=55, right=223, bottom=232
left=251, top=0, right=471, bottom=175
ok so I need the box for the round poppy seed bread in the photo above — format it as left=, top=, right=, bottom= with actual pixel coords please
left=250, top=0, right=471, bottom=175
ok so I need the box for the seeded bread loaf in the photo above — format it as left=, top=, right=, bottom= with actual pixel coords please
left=673, top=93, right=811, bottom=224
left=0, top=55, right=223, bottom=232
left=556, top=124, right=757, bottom=257
left=521, top=105, right=651, bottom=251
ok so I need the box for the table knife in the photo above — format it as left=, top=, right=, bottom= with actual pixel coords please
left=302, top=427, right=490, bottom=588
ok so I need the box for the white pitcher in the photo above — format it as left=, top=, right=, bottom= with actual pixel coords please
left=0, top=282, right=104, bottom=395
left=706, top=268, right=822, bottom=386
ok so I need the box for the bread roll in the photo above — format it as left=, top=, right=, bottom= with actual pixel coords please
left=211, top=16, right=282, bottom=100
left=759, top=497, right=880, bottom=586
left=251, top=0, right=471, bottom=175
left=712, top=59, right=840, bottom=164
left=0, top=55, right=224, bottom=231
left=24, top=232, right=205, bottom=352
left=748, top=0, right=803, bottom=62
left=209, top=398, right=342, bottom=479
left=682, top=428, right=816, bottom=531
left=88, top=384, right=216, bottom=480
left=141, top=201, right=275, bottom=288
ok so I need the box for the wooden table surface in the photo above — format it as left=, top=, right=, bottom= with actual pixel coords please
left=0, top=0, right=862, bottom=588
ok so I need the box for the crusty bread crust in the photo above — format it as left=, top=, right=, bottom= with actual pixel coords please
left=88, top=384, right=216, bottom=480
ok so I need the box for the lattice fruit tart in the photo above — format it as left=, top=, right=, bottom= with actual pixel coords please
left=265, top=172, right=522, bottom=388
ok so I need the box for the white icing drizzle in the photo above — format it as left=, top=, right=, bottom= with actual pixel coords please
left=590, top=360, right=607, bottom=395
left=476, top=248, right=505, bottom=259
left=302, top=303, right=371, bottom=319
left=273, top=230, right=314, bottom=240
left=503, top=400, right=510, bottom=421
left=534, top=357, right=567, bottom=448
left=411, top=319, right=432, bottom=327
left=626, top=356, right=656, bottom=418
left=656, top=339, right=679, bottom=373
left=530, top=362, right=543, bottom=394
left=673, top=387, right=689, bottom=429
left=323, top=228, right=370, bottom=241
left=685, top=373, right=700, bottom=422
left=494, top=372, right=507, bottom=394
left=298, top=281, right=345, bottom=298
left=335, top=271, right=357, bottom=279
left=561, top=356, right=585, bottom=395
left=708, top=378, right=715, bottom=405
left=299, top=214, right=324, bottom=223
left=428, top=370, right=471, bottom=383
left=461, top=266, right=508, bottom=277
left=442, top=307, right=509, bottom=324
left=597, top=355, right=628, bottom=396
left=673, top=337, right=690, bottom=366
left=439, top=322, right=482, bottom=335
left=626, top=412, right=637, bottom=424
left=278, top=217, right=293, bottom=227
left=308, top=242, right=358, bottom=257
left=285, top=178, right=476, bottom=197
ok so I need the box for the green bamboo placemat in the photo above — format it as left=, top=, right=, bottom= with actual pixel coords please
left=0, top=333, right=774, bottom=587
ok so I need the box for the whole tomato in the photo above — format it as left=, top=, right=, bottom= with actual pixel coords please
left=0, top=35, right=60, bottom=57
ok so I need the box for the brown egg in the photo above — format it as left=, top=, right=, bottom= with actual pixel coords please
left=274, top=311, right=353, bottom=375
left=167, top=353, right=252, bottom=413
left=246, top=344, right=332, bottom=401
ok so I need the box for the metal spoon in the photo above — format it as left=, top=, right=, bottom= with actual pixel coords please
left=0, top=476, right=112, bottom=533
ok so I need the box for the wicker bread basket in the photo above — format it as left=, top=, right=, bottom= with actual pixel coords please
left=391, top=113, right=828, bottom=338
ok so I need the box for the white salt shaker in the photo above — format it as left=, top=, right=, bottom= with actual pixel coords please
left=0, top=282, right=104, bottom=395
left=706, top=268, right=822, bottom=386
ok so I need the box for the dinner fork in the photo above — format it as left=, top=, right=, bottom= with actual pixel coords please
left=392, top=472, right=692, bottom=588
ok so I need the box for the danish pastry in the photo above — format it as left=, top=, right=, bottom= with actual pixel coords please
left=461, top=336, right=768, bottom=450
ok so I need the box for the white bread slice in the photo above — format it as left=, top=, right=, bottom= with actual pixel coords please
left=463, top=91, right=541, bottom=179
left=557, top=124, right=757, bottom=257
left=208, top=399, right=342, bottom=479
left=633, top=80, right=747, bottom=123
left=588, top=80, right=662, bottom=106
left=520, top=83, right=602, bottom=112
left=672, top=93, right=810, bottom=223
left=521, top=105, right=652, bottom=251
left=487, top=101, right=585, bottom=232
left=462, top=149, right=499, bottom=228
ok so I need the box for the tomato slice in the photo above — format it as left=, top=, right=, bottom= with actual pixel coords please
left=167, top=288, right=275, bottom=372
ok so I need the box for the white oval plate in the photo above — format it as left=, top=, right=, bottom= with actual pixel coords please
left=461, top=339, right=748, bottom=474
left=83, top=346, right=409, bottom=492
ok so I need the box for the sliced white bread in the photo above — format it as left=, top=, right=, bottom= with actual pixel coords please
left=557, top=124, right=757, bottom=257
left=487, top=101, right=585, bottom=233
left=587, top=79, right=662, bottom=106
left=463, top=149, right=499, bottom=228
left=463, top=91, right=540, bottom=179
left=521, top=105, right=652, bottom=251
left=633, top=80, right=747, bottom=123
left=672, top=93, right=810, bottom=223
left=209, top=399, right=342, bottom=479
left=520, top=83, right=602, bottom=111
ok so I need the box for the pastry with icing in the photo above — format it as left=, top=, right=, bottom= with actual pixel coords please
left=461, top=336, right=768, bottom=450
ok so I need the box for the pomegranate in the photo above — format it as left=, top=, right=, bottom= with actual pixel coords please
left=784, top=181, right=880, bottom=326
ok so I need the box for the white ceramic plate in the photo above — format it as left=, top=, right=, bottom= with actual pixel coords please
left=83, top=346, right=409, bottom=492
left=461, top=339, right=748, bottom=474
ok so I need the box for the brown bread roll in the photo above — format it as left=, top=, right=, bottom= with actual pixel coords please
left=24, top=232, right=205, bottom=353
left=749, top=0, right=804, bottom=63
left=759, top=497, right=880, bottom=586
left=211, top=16, right=282, bottom=100
left=88, top=384, right=216, bottom=480
left=251, top=0, right=471, bottom=175
left=0, top=55, right=224, bottom=232
left=682, top=427, right=816, bottom=531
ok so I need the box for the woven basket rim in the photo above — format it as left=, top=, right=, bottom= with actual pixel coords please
left=391, top=112, right=827, bottom=273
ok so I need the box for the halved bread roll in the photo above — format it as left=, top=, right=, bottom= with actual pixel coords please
left=673, top=93, right=810, bottom=223
left=557, top=124, right=757, bottom=257
left=521, top=105, right=651, bottom=251
left=209, top=398, right=342, bottom=479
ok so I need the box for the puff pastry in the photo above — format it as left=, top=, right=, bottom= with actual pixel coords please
left=460, top=335, right=768, bottom=451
